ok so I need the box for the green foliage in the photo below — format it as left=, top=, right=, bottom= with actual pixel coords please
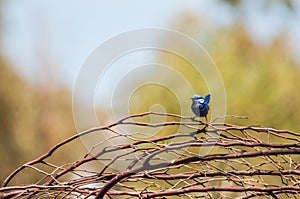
left=220, top=0, right=295, bottom=11
left=130, top=20, right=300, bottom=132
left=211, top=27, right=300, bottom=131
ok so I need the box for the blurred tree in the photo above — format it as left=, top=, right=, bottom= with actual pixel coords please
left=210, top=26, right=300, bottom=131
left=0, top=57, right=25, bottom=183
left=221, top=0, right=295, bottom=11
left=0, top=58, right=83, bottom=184
left=0, top=1, right=85, bottom=184
left=130, top=12, right=300, bottom=132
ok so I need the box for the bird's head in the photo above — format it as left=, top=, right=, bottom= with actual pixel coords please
left=191, top=95, right=205, bottom=103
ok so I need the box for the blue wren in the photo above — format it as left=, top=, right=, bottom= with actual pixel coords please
left=191, top=94, right=210, bottom=122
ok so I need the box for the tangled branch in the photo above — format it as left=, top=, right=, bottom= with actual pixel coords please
left=1, top=112, right=300, bottom=198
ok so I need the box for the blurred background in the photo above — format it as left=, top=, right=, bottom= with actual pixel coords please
left=1, top=0, right=300, bottom=184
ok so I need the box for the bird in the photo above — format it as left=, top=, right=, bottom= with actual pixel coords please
left=191, top=94, right=211, bottom=122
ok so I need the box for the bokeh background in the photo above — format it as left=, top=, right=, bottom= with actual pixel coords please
left=1, top=0, right=300, bottom=184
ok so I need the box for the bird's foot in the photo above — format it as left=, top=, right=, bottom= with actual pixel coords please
left=191, top=116, right=197, bottom=122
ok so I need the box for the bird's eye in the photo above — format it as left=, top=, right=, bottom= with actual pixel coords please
left=199, top=99, right=204, bottom=103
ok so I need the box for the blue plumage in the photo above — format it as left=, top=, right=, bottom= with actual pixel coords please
left=191, top=94, right=210, bottom=121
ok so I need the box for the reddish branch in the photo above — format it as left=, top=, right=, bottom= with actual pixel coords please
left=139, top=186, right=300, bottom=198
left=1, top=112, right=300, bottom=199
left=105, top=186, right=300, bottom=198
left=139, top=169, right=300, bottom=180
left=95, top=148, right=300, bottom=198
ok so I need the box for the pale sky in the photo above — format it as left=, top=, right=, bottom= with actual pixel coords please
left=1, top=0, right=300, bottom=88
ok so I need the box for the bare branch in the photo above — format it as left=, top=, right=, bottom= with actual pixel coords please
left=1, top=112, right=300, bottom=199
